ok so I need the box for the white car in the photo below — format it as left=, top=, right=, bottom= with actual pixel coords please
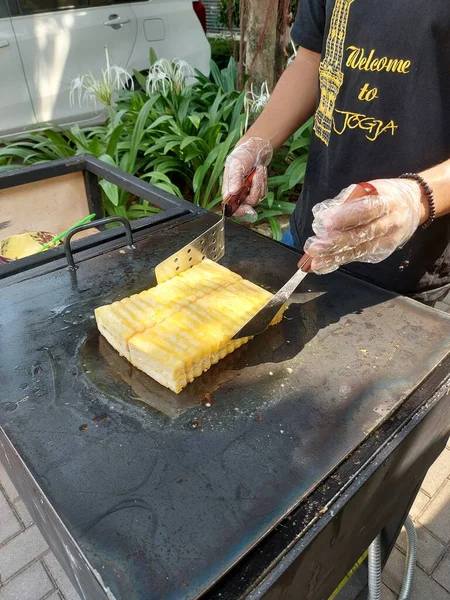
left=0, top=0, right=210, bottom=138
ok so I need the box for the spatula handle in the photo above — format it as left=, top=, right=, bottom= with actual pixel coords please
left=223, top=167, right=257, bottom=217
left=298, top=182, right=378, bottom=273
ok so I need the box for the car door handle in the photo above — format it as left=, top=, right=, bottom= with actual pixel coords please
left=104, top=15, right=131, bottom=28
left=0, top=40, right=10, bottom=49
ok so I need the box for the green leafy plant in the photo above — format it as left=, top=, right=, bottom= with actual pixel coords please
left=0, top=50, right=312, bottom=240
left=218, top=0, right=240, bottom=29
left=209, top=37, right=240, bottom=70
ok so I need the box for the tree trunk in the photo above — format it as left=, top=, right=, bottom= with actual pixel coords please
left=238, top=0, right=247, bottom=89
left=275, top=0, right=291, bottom=82
left=244, top=0, right=278, bottom=90
left=243, top=0, right=293, bottom=91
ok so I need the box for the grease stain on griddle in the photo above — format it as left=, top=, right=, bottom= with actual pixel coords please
left=33, top=364, right=43, bottom=376
left=201, top=393, right=215, bottom=408
left=191, top=418, right=202, bottom=431
left=93, top=414, right=108, bottom=423
left=79, top=302, right=307, bottom=426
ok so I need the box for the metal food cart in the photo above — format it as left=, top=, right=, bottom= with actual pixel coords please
left=1, top=157, right=449, bottom=600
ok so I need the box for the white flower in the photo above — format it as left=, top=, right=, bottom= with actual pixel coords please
left=70, top=47, right=133, bottom=108
left=244, top=81, right=271, bottom=131
left=286, top=41, right=298, bottom=67
left=145, top=57, right=195, bottom=96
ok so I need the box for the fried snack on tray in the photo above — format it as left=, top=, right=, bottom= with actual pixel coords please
left=95, top=259, right=285, bottom=393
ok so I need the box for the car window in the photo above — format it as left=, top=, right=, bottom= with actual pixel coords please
left=9, top=0, right=144, bottom=13
left=0, top=0, right=10, bottom=17
left=10, top=0, right=146, bottom=15
left=10, top=0, right=87, bottom=15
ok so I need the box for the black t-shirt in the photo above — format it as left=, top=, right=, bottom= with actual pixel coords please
left=290, top=0, right=450, bottom=301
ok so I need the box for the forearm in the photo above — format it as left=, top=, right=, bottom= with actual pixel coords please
left=239, top=47, right=320, bottom=150
left=419, top=159, right=450, bottom=224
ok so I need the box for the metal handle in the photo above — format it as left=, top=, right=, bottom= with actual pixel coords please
left=63, top=216, right=134, bottom=271
left=104, top=15, right=131, bottom=28
left=223, top=167, right=257, bottom=217
left=0, top=40, right=10, bottom=49
left=298, top=182, right=377, bottom=273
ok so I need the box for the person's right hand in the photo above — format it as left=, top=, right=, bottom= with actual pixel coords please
left=222, top=137, right=273, bottom=219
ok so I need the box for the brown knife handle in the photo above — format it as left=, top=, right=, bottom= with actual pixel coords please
left=223, top=167, right=257, bottom=217
left=298, top=182, right=378, bottom=273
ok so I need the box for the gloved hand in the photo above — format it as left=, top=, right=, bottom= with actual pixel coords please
left=222, top=137, right=273, bottom=219
left=304, top=178, right=423, bottom=274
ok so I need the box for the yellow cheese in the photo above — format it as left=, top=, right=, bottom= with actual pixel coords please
left=94, top=259, right=239, bottom=359
left=95, top=259, right=285, bottom=393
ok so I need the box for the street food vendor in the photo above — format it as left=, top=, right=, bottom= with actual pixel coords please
left=223, top=0, right=450, bottom=306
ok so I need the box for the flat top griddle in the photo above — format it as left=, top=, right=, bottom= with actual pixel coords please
left=1, top=214, right=449, bottom=600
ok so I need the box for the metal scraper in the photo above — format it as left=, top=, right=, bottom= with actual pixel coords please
left=154, top=168, right=256, bottom=284
left=232, top=182, right=378, bottom=339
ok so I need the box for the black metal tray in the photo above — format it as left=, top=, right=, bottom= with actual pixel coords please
left=0, top=154, right=199, bottom=279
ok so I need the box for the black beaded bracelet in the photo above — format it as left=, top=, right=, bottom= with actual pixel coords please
left=399, top=172, right=436, bottom=229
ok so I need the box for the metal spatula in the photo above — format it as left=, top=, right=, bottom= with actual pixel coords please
left=232, top=182, right=377, bottom=339
left=155, top=168, right=256, bottom=284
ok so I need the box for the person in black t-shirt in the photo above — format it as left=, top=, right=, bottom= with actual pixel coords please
left=222, top=0, right=450, bottom=304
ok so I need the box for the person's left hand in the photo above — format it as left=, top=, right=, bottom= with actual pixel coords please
left=304, top=178, right=424, bottom=274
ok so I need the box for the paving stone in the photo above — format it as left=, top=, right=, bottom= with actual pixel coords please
left=421, top=449, right=450, bottom=497
left=44, top=554, right=80, bottom=600
left=419, top=480, right=450, bottom=544
left=384, top=547, right=450, bottom=599
left=396, top=525, right=446, bottom=574
left=433, top=552, right=450, bottom=593
left=436, top=292, right=450, bottom=309
left=0, top=525, right=48, bottom=581
left=0, top=491, right=22, bottom=545
left=12, top=499, right=33, bottom=529
left=411, top=567, right=450, bottom=599
left=383, top=546, right=406, bottom=594
left=410, top=490, right=430, bottom=520
left=381, top=583, right=397, bottom=599
left=435, top=302, right=449, bottom=312
left=0, top=463, right=19, bottom=504
left=0, top=561, right=54, bottom=600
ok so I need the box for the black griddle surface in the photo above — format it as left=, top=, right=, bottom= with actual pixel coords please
left=1, top=215, right=449, bottom=600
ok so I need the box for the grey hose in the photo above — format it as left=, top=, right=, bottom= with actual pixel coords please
left=367, top=516, right=417, bottom=600
left=368, top=535, right=382, bottom=600
left=398, top=516, right=417, bottom=600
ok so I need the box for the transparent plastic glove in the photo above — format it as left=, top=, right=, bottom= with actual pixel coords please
left=222, top=137, right=273, bottom=220
left=304, top=179, right=422, bottom=274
